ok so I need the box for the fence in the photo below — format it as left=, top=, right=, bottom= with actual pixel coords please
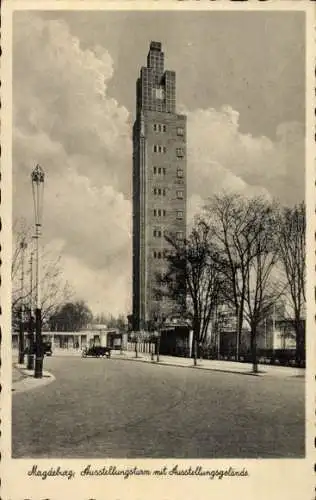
left=201, top=344, right=305, bottom=368
left=127, top=341, right=156, bottom=354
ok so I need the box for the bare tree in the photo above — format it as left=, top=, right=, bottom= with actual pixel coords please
left=161, top=220, right=221, bottom=366
left=205, top=193, right=282, bottom=372
left=11, top=219, right=32, bottom=282
left=242, top=202, right=281, bottom=372
left=12, top=218, right=73, bottom=329
left=277, top=202, right=305, bottom=365
left=204, top=193, right=258, bottom=360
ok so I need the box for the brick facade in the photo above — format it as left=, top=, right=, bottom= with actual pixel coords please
left=133, top=42, right=187, bottom=330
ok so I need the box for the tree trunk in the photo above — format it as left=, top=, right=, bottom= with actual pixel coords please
left=199, top=342, right=203, bottom=361
left=250, top=328, right=258, bottom=373
left=135, top=339, right=138, bottom=358
left=295, top=319, right=305, bottom=367
left=151, top=342, right=154, bottom=361
left=236, top=304, right=243, bottom=362
left=156, top=336, right=160, bottom=363
left=193, top=334, right=197, bottom=366
left=18, top=307, right=25, bottom=365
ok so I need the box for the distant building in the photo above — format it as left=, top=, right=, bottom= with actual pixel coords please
left=12, top=325, right=127, bottom=351
left=132, top=41, right=187, bottom=331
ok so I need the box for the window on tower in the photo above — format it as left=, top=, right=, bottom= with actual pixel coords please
left=177, top=190, right=184, bottom=199
left=177, top=210, right=184, bottom=219
left=153, top=145, right=166, bottom=153
left=153, top=166, right=166, bottom=176
left=176, top=148, right=185, bottom=158
left=177, top=168, right=184, bottom=178
left=177, top=127, right=185, bottom=136
left=153, top=209, right=167, bottom=217
left=154, top=187, right=166, bottom=196
left=153, top=123, right=167, bottom=133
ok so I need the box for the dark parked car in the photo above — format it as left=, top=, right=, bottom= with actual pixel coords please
left=81, top=345, right=111, bottom=358
left=43, top=341, right=53, bottom=356
left=24, top=341, right=52, bottom=356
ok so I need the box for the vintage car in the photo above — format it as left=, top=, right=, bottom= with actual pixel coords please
left=43, top=341, right=53, bottom=356
left=81, top=345, right=111, bottom=358
left=24, top=341, right=53, bottom=356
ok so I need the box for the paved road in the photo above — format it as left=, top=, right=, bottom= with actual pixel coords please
left=12, top=356, right=304, bottom=458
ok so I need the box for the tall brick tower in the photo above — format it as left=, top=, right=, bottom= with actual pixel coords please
left=132, top=41, right=187, bottom=331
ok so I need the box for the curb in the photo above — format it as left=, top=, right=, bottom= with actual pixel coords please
left=12, top=366, right=56, bottom=394
left=115, top=355, right=262, bottom=376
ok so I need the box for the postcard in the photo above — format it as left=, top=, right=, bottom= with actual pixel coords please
left=1, top=1, right=315, bottom=499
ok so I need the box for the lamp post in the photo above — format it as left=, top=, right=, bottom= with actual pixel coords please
left=31, top=164, right=45, bottom=378
left=27, top=249, right=35, bottom=370
left=18, top=239, right=27, bottom=364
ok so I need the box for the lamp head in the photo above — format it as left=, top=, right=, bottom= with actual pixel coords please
left=31, top=164, right=45, bottom=184
left=31, top=164, right=45, bottom=227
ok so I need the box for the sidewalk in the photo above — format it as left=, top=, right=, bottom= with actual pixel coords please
left=118, top=350, right=305, bottom=378
left=12, top=363, right=55, bottom=394
left=17, top=348, right=304, bottom=378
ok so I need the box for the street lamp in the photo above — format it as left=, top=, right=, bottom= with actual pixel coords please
left=31, top=164, right=45, bottom=378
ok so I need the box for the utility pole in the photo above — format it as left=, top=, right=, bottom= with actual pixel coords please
left=18, top=239, right=27, bottom=364
left=27, top=250, right=34, bottom=370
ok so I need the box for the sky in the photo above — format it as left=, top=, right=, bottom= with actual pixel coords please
left=12, top=10, right=305, bottom=316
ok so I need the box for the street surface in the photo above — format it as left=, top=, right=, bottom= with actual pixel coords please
left=12, top=356, right=304, bottom=458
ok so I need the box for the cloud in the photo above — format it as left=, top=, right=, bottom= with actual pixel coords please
left=13, top=13, right=304, bottom=315
left=13, top=13, right=132, bottom=315
left=186, top=106, right=304, bottom=218
left=60, top=254, right=132, bottom=317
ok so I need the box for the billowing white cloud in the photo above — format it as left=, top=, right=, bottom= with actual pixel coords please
left=13, top=13, right=132, bottom=315
left=186, top=106, right=304, bottom=219
left=13, top=13, right=304, bottom=315
left=60, top=254, right=132, bottom=317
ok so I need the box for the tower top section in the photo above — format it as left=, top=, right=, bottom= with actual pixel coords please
left=149, top=41, right=162, bottom=51
left=136, top=41, right=176, bottom=114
